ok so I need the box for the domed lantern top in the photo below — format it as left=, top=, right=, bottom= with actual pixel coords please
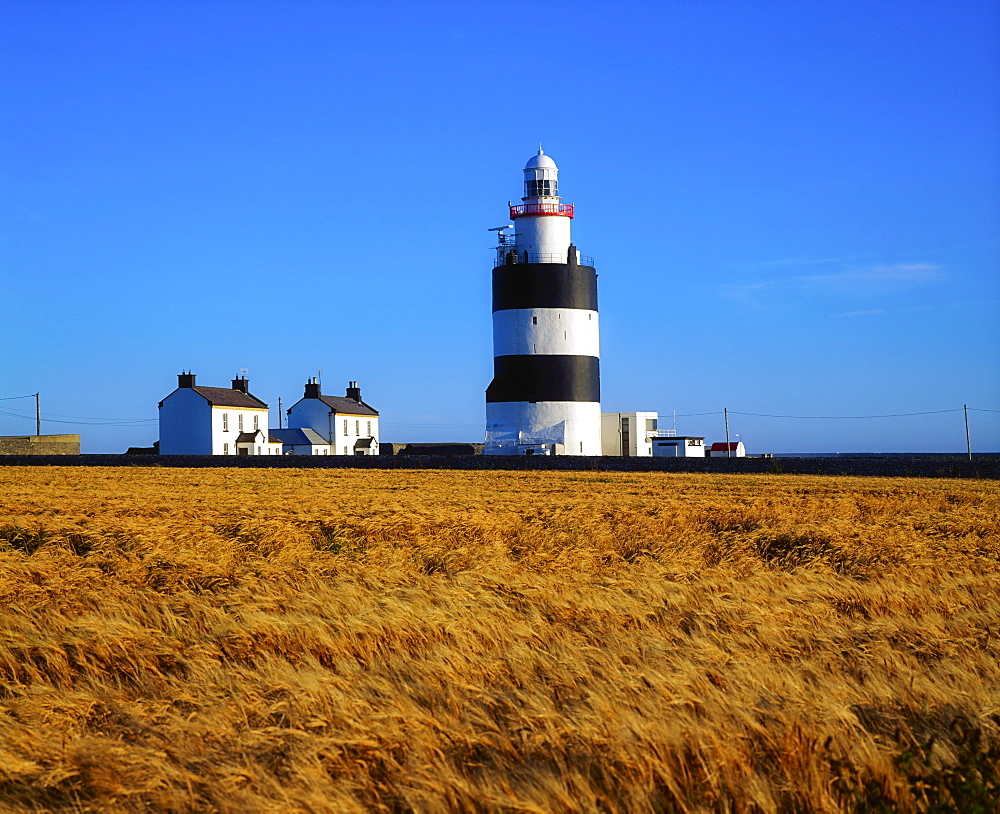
left=523, top=149, right=559, bottom=199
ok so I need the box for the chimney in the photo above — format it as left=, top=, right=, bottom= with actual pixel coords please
left=346, top=381, right=361, bottom=402
left=178, top=371, right=196, bottom=388
left=231, top=376, right=249, bottom=393
left=304, top=377, right=321, bottom=399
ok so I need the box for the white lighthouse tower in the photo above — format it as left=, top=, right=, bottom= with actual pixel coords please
left=484, top=149, right=601, bottom=455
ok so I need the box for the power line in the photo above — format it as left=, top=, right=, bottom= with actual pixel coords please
left=0, top=408, right=155, bottom=427
left=729, top=408, right=964, bottom=420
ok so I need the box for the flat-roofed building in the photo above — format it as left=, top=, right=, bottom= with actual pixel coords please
left=651, top=436, right=706, bottom=458
left=601, top=411, right=660, bottom=457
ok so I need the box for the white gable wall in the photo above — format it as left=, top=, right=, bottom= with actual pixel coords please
left=287, top=399, right=335, bottom=441
left=159, top=389, right=213, bottom=454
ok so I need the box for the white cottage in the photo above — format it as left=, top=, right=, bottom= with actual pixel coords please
left=286, top=379, right=380, bottom=456
left=158, top=373, right=282, bottom=455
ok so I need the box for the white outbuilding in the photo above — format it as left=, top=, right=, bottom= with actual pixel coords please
left=268, top=427, right=331, bottom=456
left=286, top=379, right=380, bottom=456
left=651, top=436, right=706, bottom=457
left=601, top=411, right=660, bottom=457
left=158, top=373, right=282, bottom=455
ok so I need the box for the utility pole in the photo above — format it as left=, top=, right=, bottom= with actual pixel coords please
left=724, top=407, right=731, bottom=457
left=35, top=393, right=41, bottom=436
left=964, top=404, right=972, bottom=462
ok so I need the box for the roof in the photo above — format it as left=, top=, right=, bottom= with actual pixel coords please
left=354, top=437, right=376, bottom=449
left=316, top=395, right=379, bottom=416
left=235, top=430, right=267, bottom=443
left=524, top=149, right=557, bottom=170
left=710, top=442, right=743, bottom=451
left=269, top=428, right=329, bottom=446
left=193, top=386, right=267, bottom=409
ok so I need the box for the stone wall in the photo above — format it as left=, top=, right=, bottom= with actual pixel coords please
left=0, top=435, right=80, bottom=455
left=1, top=453, right=998, bottom=479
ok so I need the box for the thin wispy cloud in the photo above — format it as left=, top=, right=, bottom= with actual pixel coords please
left=731, top=255, right=858, bottom=270
left=803, top=263, right=944, bottom=292
left=720, top=262, right=945, bottom=308
left=832, top=309, right=887, bottom=318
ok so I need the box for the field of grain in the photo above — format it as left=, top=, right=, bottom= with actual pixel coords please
left=0, top=466, right=997, bottom=812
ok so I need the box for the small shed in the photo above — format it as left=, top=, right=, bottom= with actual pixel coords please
left=709, top=441, right=746, bottom=458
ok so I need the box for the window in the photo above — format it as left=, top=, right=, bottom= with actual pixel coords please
left=532, top=316, right=537, bottom=325
left=223, top=443, right=229, bottom=455
left=646, top=418, right=657, bottom=432
left=580, top=442, right=583, bottom=453
left=355, top=420, right=360, bottom=435
left=256, top=446, right=260, bottom=455
left=343, top=446, right=348, bottom=455
left=367, top=421, right=371, bottom=436
left=621, top=417, right=630, bottom=457
left=524, top=179, right=556, bottom=197
left=238, top=415, right=244, bottom=432
left=253, top=415, right=259, bottom=431
left=223, top=413, right=229, bottom=432
left=343, top=419, right=348, bottom=435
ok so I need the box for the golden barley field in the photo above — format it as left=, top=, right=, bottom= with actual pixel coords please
left=0, top=466, right=998, bottom=813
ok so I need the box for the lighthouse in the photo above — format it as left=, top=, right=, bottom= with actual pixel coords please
left=484, top=149, right=601, bottom=455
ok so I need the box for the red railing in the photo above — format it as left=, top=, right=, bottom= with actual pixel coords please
left=509, top=203, right=574, bottom=219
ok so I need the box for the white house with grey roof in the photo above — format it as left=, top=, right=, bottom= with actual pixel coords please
left=286, top=379, right=380, bottom=455
left=158, top=373, right=282, bottom=455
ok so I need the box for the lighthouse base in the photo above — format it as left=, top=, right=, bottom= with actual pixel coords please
left=484, top=401, right=601, bottom=456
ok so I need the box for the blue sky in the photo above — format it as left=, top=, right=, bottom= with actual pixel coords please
left=2, top=0, right=998, bottom=453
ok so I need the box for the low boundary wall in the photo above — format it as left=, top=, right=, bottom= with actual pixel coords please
left=0, top=435, right=80, bottom=455
left=1, top=455, right=998, bottom=479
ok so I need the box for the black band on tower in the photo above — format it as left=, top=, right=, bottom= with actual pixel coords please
left=492, top=263, right=598, bottom=312
left=486, top=355, right=600, bottom=403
